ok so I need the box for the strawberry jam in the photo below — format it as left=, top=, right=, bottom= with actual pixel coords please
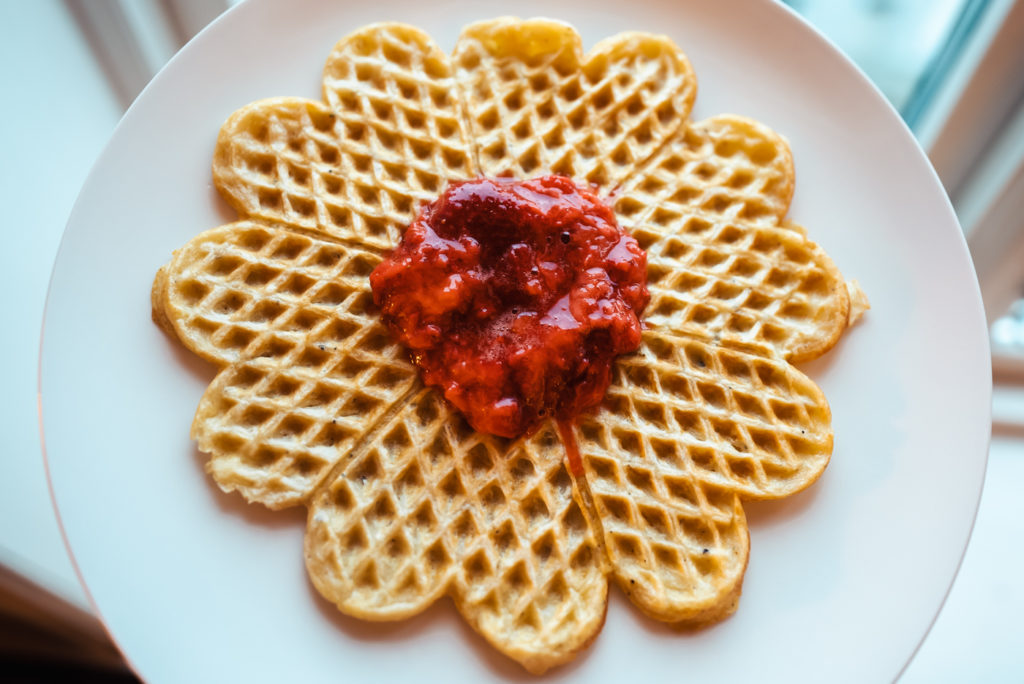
left=370, top=176, right=648, bottom=447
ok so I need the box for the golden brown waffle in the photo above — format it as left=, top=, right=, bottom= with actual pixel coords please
left=614, top=115, right=850, bottom=362
left=453, top=18, right=696, bottom=188
left=306, top=390, right=607, bottom=673
left=153, top=221, right=418, bottom=508
left=153, top=18, right=863, bottom=673
left=213, top=24, right=476, bottom=251
left=574, top=329, right=831, bottom=622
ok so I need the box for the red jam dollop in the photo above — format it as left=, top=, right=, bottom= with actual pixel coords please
left=370, top=176, right=648, bottom=445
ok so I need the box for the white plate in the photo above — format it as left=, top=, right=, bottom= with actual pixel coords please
left=40, top=0, right=991, bottom=681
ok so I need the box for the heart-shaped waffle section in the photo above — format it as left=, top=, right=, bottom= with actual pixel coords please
left=453, top=18, right=696, bottom=187
left=613, top=115, right=849, bottom=361
left=212, top=24, right=476, bottom=251
left=153, top=18, right=861, bottom=674
left=305, top=391, right=607, bottom=673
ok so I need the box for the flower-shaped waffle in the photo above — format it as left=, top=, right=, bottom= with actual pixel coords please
left=152, top=18, right=860, bottom=674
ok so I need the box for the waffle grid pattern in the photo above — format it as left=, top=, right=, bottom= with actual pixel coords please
left=574, top=329, right=830, bottom=621
left=159, top=222, right=418, bottom=507
left=615, top=116, right=848, bottom=360
left=614, top=116, right=795, bottom=230
left=454, top=19, right=696, bottom=189
left=638, top=216, right=847, bottom=360
left=214, top=25, right=477, bottom=251
left=306, top=390, right=607, bottom=673
left=154, top=18, right=857, bottom=673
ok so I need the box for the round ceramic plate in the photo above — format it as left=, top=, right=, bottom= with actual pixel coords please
left=41, top=0, right=991, bottom=681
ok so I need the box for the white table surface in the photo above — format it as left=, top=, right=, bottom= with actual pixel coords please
left=3, top=2, right=1021, bottom=681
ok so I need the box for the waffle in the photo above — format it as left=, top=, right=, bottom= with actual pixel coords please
left=153, top=18, right=863, bottom=673
left=212, top=24, right=476, bottom=251
left=574, top=329, right=831, bottom=622
left=453, top=18, right=696, bottom=188
left=153, top=221, right=418, bottom=508
left=615, top=115, right=850, bottom=362
left=306, top=390, right=607, bottom=672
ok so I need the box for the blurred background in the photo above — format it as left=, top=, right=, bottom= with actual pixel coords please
left=1, top=0, right=1022, bottom=681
